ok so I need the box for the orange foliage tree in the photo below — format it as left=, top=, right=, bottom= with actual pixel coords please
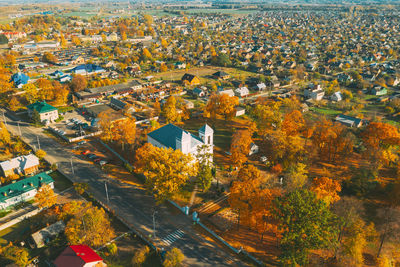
left=311, top=118, right=354, bottom=162
left=229, top=165, right=280, bottom=240
left=311, top=177, right=341, bottom=205
left=204, top=93, right=239, bottom=120
left=281, top=110, right=305, bottom=136
left=230, top=129, right=252, bottom=167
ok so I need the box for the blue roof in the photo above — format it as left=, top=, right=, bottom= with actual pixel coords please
left=148, top=123, right=203, bottom=150
left=72, top=64, right=104, bottom=74
left=11, top=72, right=29, bottom=86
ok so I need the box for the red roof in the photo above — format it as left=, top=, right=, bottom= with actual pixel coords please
left=70, top=245, right=103, bottom=263
left=54, top=245, right=103, bottom=267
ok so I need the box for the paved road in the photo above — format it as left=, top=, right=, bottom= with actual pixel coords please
left=2, top=110, right=245, bottom=267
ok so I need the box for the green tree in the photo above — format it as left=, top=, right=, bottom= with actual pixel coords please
left=0, top=34, right=8, bottom=44
left=31, top=109, right=41, bottom=126
left=273, top=189, right=339, bottom=266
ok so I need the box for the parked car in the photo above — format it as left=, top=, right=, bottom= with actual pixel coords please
left=87, top=154, right=97, bottom=159
left=77, top=140, right=86, bottom=145
left=93, top=157, right=103, bottom=163
left=99, top=160, right=108, bottom=166
left=82, top=150, right=91, bottom=155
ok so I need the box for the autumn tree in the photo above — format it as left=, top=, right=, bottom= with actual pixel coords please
left=70, top=75, right=87, bottom=92
left=98, top=110, right=114, bottom=141
left=132, top=246, right=150, bottom=267
left=35, top=184, right=56, bottom=209
left=229, top=165, right=278, bottom=238
left=265, top=130, right=305, bottom=167
left=35, top=149, right=46, bottom=159
left=42, top=52, right=58, bottom=64
left=0, top=243, right=30, bottom=267
left=281, top=110, right=304, bottom=136
left=0, top=122, right=11, bottom=146
left=163, top=247, right=185, bottom=267
left=311, top=118, right=354, bottom=162
left=230, top=129, right=252, bottom=167
left=311, top=177, right=341, bottom=205
left=64, top=204, right=115, bottom=247
left=23, top=83, right=39, bottom=104
left=162, top=96, right=179, bottom=123
left=73, top=182, right=89, bottom=195
left=362, top=122, right=400, bottom=169
left=204, top=93, right=239, bottom=120
left=135, top=143, right=198, bottom=203
left=250, top=101, right=282, bottom=134
left=273, top=189, right=339, bottom=266
left=113, top=116, right=136, bottom=150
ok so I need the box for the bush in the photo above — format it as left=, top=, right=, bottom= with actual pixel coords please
left=107, top=243, right=118, bottom=256
left=132, top=246, right=150, bottom=267
left=125, top=163, right=134, bottom=173
left=163, top=247, right=184, bottom=267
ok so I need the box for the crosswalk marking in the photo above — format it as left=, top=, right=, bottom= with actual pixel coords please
left=162, top=229, right=185, bottom=246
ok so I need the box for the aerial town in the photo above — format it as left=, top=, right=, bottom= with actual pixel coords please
left=0, top=1, right=399, bottom=266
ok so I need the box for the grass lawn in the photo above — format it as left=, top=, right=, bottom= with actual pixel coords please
left=49, top=170, right=73, bottom=191
left=310, top=107, right=342, bottom=117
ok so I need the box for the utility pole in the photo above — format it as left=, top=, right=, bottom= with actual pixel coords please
left=105, top=181, right=109, bottom=203
left=2, top=110, right=7, bottom=126
left=152, top=209, right=157, bottom=239
left=17, top=121, right=22, bottom=136
left=70, top=157, right=74, bottom=175
left=37, top=136, right=40, bottom=150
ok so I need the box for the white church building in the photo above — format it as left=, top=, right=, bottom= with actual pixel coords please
left=147, top=123, right=213, bottom=161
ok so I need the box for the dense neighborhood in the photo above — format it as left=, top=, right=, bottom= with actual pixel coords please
left=0, top=1, right=399, bottom=267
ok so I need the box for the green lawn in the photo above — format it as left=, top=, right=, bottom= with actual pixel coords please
left=310, top=107, right=342, bottom=117
left=49, top=171, right=73, bottom=191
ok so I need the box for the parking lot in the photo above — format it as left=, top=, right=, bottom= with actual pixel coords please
left=49, top=109, right=94, bottom=138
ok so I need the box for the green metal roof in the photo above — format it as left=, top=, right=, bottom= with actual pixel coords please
left=0, top=172, right=54, bottom=203
left=27, top=101, right=57, bottom=114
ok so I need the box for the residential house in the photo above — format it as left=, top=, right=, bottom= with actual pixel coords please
left=147, top=123, right=213, bottom=162
left=335, top=114, right=363, bottom=128
left=331, top=91, right=343, bottom=102
left=0, top=31, right=26, bottom=41
left=218, top=89, right=235, bottom=97
left=130, top=80, right=143, bottom=91
left=27, top=101, right=59, bottom=123
left=266, top=76, right=280, bottom=88
left=70, top=55, right=85, bottom=65
left=371, top=86, right=387, bottom=96
left=59, top=74, right=72, bottom=83
left=11, top=72, right=29, bottom=88
left=175, top=62, right=186, bottom=69
left=249, top=143, right=259, bottom=156
left=235, top=106, right=246, bottom=116
left=54, top=245, right=107, bottom=267
left=212, top=71, right=230, bottom=80
left=32, top=221, right=65, bottom=248
left=255, top=83, right=267, bottom=91
left=0, top=172, right=54, bottom=210
left=184, top=100, right=194, bottom=109
left=71, top=64, right=105, bottom=76
left=192, top=87, right=206, bottom=97
left=181, top=73, right=200, bottom=86
left=235, top=87, right=249, bottom=97
left=304, top=84, right=325, bottom=101
left=0, top=154, right=39, bottom=177
left=110, top=97, right=133, bottom=112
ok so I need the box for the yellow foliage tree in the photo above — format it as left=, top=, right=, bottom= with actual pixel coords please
left=311, top=177, right=341, bottom=205
left=35, top=184, right=56, bottom=209
left=135, top=143, right=198, bottom=203
left=204, top=93, right=239, bottom=120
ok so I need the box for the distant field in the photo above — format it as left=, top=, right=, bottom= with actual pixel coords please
left=184, top=8, right=259, bottom=15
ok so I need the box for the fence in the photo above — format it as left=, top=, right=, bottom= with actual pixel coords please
left=98, top=140, right=133, bottom=169
left=168, top=199, right=264, bottom=266
left=47, top=126, right=102, bottom=143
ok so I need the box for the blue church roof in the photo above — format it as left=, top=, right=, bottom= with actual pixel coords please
left=72, top=64, right=104, bottom=74
left=148, top=123, right=203, bottom=150
left=11, top=72, right=29, bottom=86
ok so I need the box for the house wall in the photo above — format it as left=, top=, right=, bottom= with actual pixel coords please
left=40, top=110, right=59, bottom=123
left=147, top=136, right=167, bottom=150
